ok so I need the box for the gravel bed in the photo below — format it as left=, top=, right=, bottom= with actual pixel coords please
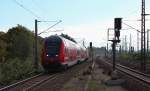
left=104, top=56, right=150, bottom=74
left=98, top=56, right=150, bottom=91
left=1, top=74, right=52, bottom=91
left=31, top=61, right=92, bottom=91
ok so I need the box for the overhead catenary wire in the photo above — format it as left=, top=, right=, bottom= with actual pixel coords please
left=123, top=22, right=141, bottom=32
left=123, top=19, right=150, bottom=21
left=31, top=0, right=46, bottom=13
left=12, top=0, right=40, bottom=18
left=38, top=20, right=62, bottom=35
left=122, top=1, right=141, bottom=20
left=31, top=0, right=48, bottom=19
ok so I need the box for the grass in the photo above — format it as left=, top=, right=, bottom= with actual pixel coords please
left=119, top=53, right=141, bottom=62
left=64, top=85, right=73, bottom=90
left=87, top=80, right=105, bottom=91
left=0, top=56, right=43, bottom=85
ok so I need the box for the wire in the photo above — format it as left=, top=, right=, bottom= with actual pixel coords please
left=40, top=29, right=64, bottom=34
left=38, top=20, right=59, bottom=22
left=12, top=0, right=40, bottom=18
left=123, top=19, right=150, bottom=21
left=31, top=0, right=48, bottom=19
left=38, top=20, right=62, bottom=35
left=31, top=0, right=44, bottom=11
left=123, top=22, right=141, bottom=33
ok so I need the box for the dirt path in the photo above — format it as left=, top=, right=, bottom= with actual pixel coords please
left=61, top=63, right=128, bottom=91
left=91, top=64, right=127, bottom=91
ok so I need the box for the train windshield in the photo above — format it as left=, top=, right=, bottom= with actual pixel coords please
left=45, top=36, right=62, bottom=56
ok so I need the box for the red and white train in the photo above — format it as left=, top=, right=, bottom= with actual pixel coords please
left=41, top=35, right=88, bottom=70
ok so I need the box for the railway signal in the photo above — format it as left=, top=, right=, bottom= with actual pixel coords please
left=89, top=42, right=93, bottom=61
left=115, top=18, right=122, bottom=30
left=114, top=18, right=122, bottom=41
left=108, top=18, right=122, bottom=71
left=89, top=42, right=95, bottom=69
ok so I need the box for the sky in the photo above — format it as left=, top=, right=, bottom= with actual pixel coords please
left=0, top=0, right=150, bottom=48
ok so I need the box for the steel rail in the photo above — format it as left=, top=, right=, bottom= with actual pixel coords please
left=0, top=73, right=43, bottom=91
left=116, top=66, right=150, bottom=85
left=117, top=64, right=150, bottom=78
left=23, top=73, right=59, bottom=91
left=99, top=58, right=150, bottom=85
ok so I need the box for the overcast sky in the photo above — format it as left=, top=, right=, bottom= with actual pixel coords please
left=1, top=0, right=150, bottom=48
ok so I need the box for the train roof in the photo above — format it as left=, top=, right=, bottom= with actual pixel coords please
left=45, top=35, right=61, bottom=43
left=45, top=35, right=75, bottom=43
left=45, top=35, right=86, bottom=49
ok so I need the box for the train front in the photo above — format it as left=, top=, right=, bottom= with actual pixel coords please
left=41, top=35, right=64, bottom=70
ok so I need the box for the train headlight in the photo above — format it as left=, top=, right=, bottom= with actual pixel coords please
left=46, top=54, right=49, bottom=56
left=56, top=55, right=58, bottom=57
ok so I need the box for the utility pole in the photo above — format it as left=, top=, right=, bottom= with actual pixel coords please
left=107, top=29, right=109, bottom=57
left=119, top=45, right=122, bottom=54
left=90, top=42, right=93, bottom=60
left=107, top=43, right=108, bottom=56
left=137, top=32, right=140, bottom=52
left=105, top=47, right=107, bottom=57
left=112, top=41, right=116, bottom=70
left=107, top=28, right=114, bottom=57
left=122, top=37, right=125, bottom=53
left=90, top=42, right=95, bottom=69
left=34, top=19, right=38, bottom=69
left=125, top=35, right=127, bottom=53
left=122, top=22, right=141, bottom=53
left=129, top=34, right=132, bottom=53
left=141, top=0, right=146, bottom=71
left=83, top=40, right=85, bottom=48
left=147, top=30, right=150, bottom=56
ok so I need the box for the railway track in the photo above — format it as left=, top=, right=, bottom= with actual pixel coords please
left=117, top=64, right=150, bottom=85
left=31, top=61, right=91, bottom=91
left=0, top=72, right=59, bottom=91
left=0, top=61, right=91, bottom=91
left=0, top=73, right=43, bottom=91
left=98, top=57, right=150, bottom=86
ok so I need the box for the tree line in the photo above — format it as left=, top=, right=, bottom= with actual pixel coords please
left=0, top=25, right=44, bottom=85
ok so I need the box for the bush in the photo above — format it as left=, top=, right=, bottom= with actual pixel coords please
left=0, top=57, right=35, bottom=85
left=0, top=25, right=44, bottom=85
left=119, top=52, right=141, bottom=62
left=6, top=25, right=34, bottom=61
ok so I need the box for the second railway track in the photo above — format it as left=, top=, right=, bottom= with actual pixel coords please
left=97, top=56, right=150, bottom=86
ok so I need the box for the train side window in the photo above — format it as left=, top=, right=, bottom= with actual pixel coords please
left=65, top=48, right=67, bottom=53
left=77, top=50, right=80, bottom=54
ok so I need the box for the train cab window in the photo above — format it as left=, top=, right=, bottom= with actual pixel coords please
left=45, top=36, right=62, bottom=56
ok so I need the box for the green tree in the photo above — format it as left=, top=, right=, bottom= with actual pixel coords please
left=0, top=25, right=44, bottom=85
left=6, top=25, right=34, bottom=61
left=0, top=32, right=7, bottom=62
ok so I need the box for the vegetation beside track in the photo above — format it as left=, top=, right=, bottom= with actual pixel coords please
left=87, top=80, right=105, bottom=91
left=0, top=25, right=44, bottom=85
left=118, top=52, right=141, bottom=62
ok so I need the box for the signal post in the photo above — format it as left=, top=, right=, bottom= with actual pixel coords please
left=109, top=18, right=122, bottom=71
